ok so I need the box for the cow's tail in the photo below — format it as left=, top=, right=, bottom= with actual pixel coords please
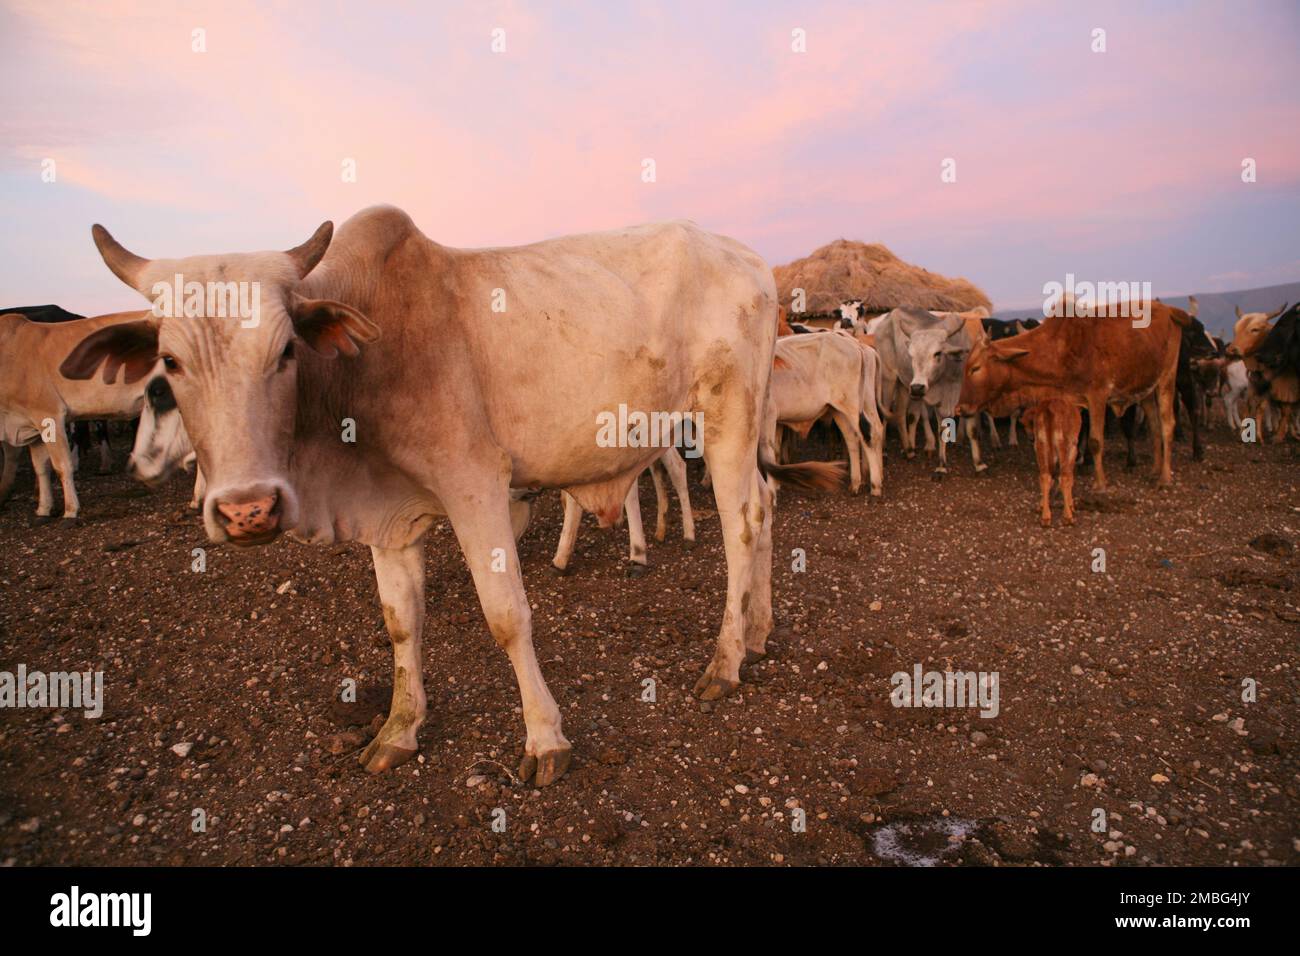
left=757, top=447, right=846, bottom=493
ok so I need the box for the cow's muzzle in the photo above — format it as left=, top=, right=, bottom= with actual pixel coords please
left=909, top=383, right=927, bottom=399
left=215, top=491, right=281, bottom=544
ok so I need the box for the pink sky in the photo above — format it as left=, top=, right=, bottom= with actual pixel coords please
left=1, top=0, right=1298, bottom=314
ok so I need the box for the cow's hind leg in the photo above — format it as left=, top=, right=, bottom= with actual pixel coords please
left=1087, top=397, right=1108, bottom=491
left=830, top=408, right=863, bottom=494
left=359, top=541, right=428, bottom=773
left=695, top=444, right=765, bottom=700
left=30, top=444, right=56, bottom=521
left=445, top=479, right=569, bottom=786
left=0, top=441, right=17, bottom=507
left=649, top=460, right=669, bottom=542
left=743, top=469, right=775, bottom=665
left=45, top=426, right=80, bottom=522
left=662, top=447, right=695, bottom=546
left=1059, top=422, right=1078, bottom=525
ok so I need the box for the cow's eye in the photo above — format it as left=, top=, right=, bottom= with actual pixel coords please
left=162, top=355, right=181, bottom=374
left=278, top=340, right=295, bottom=370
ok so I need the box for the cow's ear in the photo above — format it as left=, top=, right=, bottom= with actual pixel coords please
left=288, top=294, right=380, bottom=358
left=60, top=320, right=159, bottom=384
left=995, top=347, right=1031, bottom=362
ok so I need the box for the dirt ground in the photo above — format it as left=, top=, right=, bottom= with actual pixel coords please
left=1, top=422, right=1296, bottom=867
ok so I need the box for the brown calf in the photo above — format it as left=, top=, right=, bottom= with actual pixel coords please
left=1021, top=398, right=1081, bottom=527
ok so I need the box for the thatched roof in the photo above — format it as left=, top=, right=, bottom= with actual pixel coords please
left=773, top=239, right=991, bottom=317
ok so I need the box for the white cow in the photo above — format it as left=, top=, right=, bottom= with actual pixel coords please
left=62, top=206, right=843, bottom=786
left=768, top=330, right=884, bottom=496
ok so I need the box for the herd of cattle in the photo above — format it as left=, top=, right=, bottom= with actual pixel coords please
left=1, top=205, right=1298, bottom=786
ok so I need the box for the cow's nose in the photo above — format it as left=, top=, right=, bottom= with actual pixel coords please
left=216, top=493, right=280, bottom=540
left=910, top=384, right=926, bottom=398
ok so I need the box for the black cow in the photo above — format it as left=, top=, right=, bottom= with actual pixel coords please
left=1175, top=315, right=1219, bottom=461
left=981, top=316, right=1040, bottom=341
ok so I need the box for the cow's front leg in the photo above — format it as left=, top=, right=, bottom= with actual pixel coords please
left=190, top=463, right=207, bottom=511
left=359, top=541, right=428, bottom=773
left=966, top=415, right=988, bottom=473
left=624, top=476, right=648, bottom=576
left=551, top=491, right=582, bottom=574
left=445, top=486, right=570, bottom=786
left=931, top=408, right=948, bottom=479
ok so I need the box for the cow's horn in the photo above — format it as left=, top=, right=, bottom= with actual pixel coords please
left=286, top=222, right=334, bottom=278
left=1267, top=301, right=1289, bottom=320
left=92, top=224, right=150, bottom=289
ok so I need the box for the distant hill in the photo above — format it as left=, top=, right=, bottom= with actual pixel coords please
left=995, top=281, right=1299, bottom=340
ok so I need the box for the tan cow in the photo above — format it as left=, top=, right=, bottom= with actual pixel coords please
left=0, top=310, right=148, bottom=520
left=62, top=206, right=843, bottom=787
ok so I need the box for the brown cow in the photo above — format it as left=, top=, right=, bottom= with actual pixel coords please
left=955, top=301, right=1191, bottom=489
left=1021, top=397, right=1081, bottom=527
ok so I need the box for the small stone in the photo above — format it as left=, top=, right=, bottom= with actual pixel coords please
left=970, top=731, right=989, bottom=746
left=1151, top=773, right=1170, bottom=784
left=170, top=742, right=194, bottom=758
left=466, top=774, right=488, bottom=788
left=131, top=814, right=147, bottom=827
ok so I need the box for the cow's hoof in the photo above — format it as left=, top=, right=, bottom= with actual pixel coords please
left=743, top=648, right=766, bottom=666
left=905, top=451, right=916, bottom=460
left=693, top=668, right=739, bottom=701
left=625, top=562, right=648, bottom=578
left=1040, top=517, right=1052, bottom=528
left=682, top=538, right=696, bottom=551
left=974, top=464, right=989, bottom=474
left=550, top=563, right=569, bottom=577
left=33, top=514, right=55, bottom=526
left=1063, top=515, right=1076, bottom=526
left=930, top=471, right=946, bottom=482
left=518, top=743, right=572, bottom=787
left=359, top=740, right=417, bottom=774
left=61, top=515, right=81, bottom=527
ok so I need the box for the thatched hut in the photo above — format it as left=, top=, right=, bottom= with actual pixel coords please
left=773, top=239, right=991, bottom=323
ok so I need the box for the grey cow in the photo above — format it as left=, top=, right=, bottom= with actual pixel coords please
left=872, top=307, right=986, bottom=479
